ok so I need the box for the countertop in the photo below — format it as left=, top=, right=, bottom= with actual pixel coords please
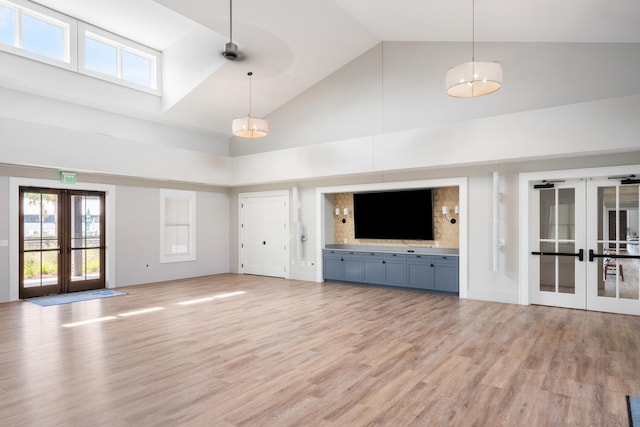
left=324, top=244, right=459, bottom=256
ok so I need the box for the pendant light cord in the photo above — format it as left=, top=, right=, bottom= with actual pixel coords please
left=248, top=71, right=253, bottom=117
left=472, top=0, right=475, bottom=62
left=229, top=0, right=233, bottom=42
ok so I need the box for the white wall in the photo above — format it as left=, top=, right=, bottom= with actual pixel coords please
left=0, top=86, right=232, bottom=186
left=0, top=165, right=231, bottom=303
left=231, top=41, right=640, bottom=156
left=231, top=154, right=640, bottom=304
left=115, top=187, right=230, bottom=286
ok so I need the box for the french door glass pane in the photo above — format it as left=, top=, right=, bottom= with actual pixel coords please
left=0, top=5, right=15, bottom=45
left=539, top=188, right=576, bottom=294
left=539, top=242, right=555, bottom=292
left=539, top=189, right=555, bottom=240
left=558, top=242, right=576, bottom=294
left=22, top=14, right=64, bottom=60
left=597, top=185, right=639, bottom=300
left=23, top=252, right=41, bottom=288
left=621, top=185, right=639, bottom=300
left=558, top=189, right=575, bottom=240
left=71, top=248, right=101, bottom=282
left=71, top=195, right=102, bottom=281
left=22, top=191, right=59, bottom=288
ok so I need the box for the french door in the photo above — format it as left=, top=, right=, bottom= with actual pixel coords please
left=530, top=178, right=640, bottom=315
left=19, top=187, right=106, bottom=299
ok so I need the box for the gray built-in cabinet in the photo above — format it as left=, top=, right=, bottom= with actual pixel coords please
left=323, top=249, right=458, bottom=295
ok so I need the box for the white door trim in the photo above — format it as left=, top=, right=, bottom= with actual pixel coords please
left=519, top=164, right=640, bottom=307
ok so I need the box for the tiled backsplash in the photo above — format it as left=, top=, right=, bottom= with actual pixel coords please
left=332, top=187, right=459, bottom=249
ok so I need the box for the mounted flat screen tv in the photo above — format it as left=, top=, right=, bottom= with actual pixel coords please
left=353, top=189, right=434, bottom=240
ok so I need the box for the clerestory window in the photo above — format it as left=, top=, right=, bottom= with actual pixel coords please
left=79, top=24, right=160, bottom=93
left=0, top=0, right=161, bottom=95
left=0, top=0, right=73, bottom=68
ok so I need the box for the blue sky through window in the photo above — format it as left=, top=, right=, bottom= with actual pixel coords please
left=21, top=14, right=63, bottom=60
left=0, top=0, right=160, bottom=93
left=0, top=5, right=15, bottom=45
left=122, top=50, right=151, bottom=87
left=85, top=36, right=117, bottom=77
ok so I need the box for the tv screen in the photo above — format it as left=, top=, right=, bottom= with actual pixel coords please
left=353, top=189, right=434, bottom=240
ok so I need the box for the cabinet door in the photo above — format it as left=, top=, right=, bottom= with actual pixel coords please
left=323, top=252, right=344, bottom=281
left=384, top=254, right=406, bottom=286
left=343, top=252, right=363, bottom=282
left=407, top=255, right=434, bottom=289
left=363, top=253, right=385, bottom=285
left=433, top=256, right=459, bottom=293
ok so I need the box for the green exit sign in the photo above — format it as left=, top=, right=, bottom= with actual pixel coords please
left=60, top=171, right=76, bottom=185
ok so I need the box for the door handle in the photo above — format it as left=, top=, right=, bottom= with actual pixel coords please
left=263, top=241, right=266, bottom=245
left=588, top=249, right=640, bottom=262
left=531, top=249, right=584, bottom=262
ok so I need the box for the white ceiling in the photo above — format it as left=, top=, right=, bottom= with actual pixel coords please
left=13, top=0, right=640, bottom=138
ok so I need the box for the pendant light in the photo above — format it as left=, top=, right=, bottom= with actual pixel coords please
left=222, top=0, right=239, bottom=60
left=232, top=72, right=268, bottom=138
left=445, top=0, right=503, bottom=98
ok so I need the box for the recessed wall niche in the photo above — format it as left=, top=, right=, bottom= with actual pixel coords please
left=332, top=187, right=459, bottom=248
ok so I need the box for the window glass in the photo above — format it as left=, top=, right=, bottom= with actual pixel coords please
left=122, top=50, right=151, bottom=87
left=0, top=4, right=15, bottom=45
left=84, top=36, right=117, bottom=77
left=21, top=13, right=64, bottom=60
left=160, top=190, right=196, bottom=263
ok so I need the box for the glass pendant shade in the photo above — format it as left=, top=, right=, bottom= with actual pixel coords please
left=232, top=115, right=268, bottom=138
left=445, top=61, right=503, bottom=98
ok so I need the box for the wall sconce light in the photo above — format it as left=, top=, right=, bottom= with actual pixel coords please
left=442, top=205, right=459, bottom=224
left=335, top=207, right=349, bottom=223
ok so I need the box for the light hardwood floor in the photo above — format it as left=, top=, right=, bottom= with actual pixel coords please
left=1, top=274, right=639, bottom=426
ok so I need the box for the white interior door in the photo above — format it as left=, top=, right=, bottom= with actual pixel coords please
left=530, top=180, right=587, bottom=309
left=586, top=179, right=640, bottom=315
left=239, top=191, right=289, bottom=278
left=261, top=197, right=287, bottom=277
left=241, top=197, right=265, bottom=275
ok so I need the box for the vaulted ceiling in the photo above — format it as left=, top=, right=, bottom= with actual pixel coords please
left=7, top=0, right=640, bottom=141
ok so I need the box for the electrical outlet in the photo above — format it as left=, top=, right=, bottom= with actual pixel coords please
left=0, top=240, right=8, bottom=247
left=435, top=241, right=440, bottom=247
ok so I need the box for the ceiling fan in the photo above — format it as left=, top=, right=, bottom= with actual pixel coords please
left=222, top=0, right=242, bottom=60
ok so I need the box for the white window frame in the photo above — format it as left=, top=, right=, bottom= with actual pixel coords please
left=0, top=0, right=77, bottom=70
left=0, top=0, right=161, bottom=95
left=160, top=189, right=196, bottom=264
left=78, top=22, right=162, bottom=95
